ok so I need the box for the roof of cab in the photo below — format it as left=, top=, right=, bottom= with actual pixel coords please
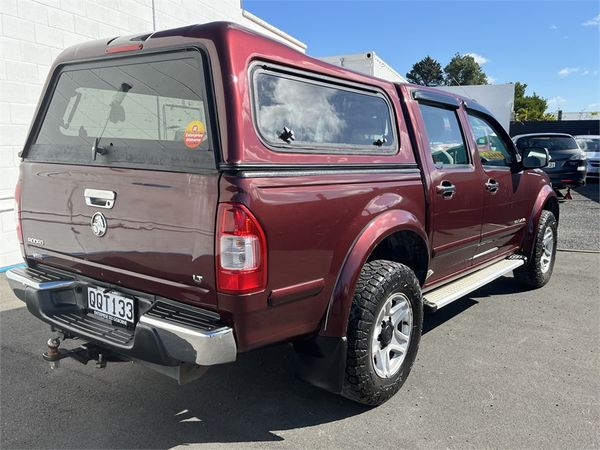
left=49, top=21, right=490, bottom=118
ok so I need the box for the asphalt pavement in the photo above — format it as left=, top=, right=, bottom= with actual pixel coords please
left=560, top=182, right=599, bottom=251
left=1, top=194, right=598, bottom=449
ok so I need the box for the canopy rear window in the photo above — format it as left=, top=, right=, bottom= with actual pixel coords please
left=26, top=50, right=216, bottom=172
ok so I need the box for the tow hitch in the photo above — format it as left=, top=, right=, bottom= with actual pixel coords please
left=42, top=336, right=116, bottom=369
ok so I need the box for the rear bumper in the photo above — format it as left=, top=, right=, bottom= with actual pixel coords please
left=6, top=265, right=237, bottom=367
left=547, top=169, right=586, bottom=188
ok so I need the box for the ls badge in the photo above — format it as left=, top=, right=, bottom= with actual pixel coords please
left=91, top=212, right=107, bottom=237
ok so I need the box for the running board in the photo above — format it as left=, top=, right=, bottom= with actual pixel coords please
left=423, top=257, right=525, bottom=312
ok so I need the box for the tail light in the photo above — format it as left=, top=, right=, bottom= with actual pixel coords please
left=14, top=180, right=22, bottom=244
left=216, top=203, right=267, bottom=294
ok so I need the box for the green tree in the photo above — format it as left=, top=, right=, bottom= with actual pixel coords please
left=405, top=56, right=444, bottom=86
left=513, top=82, right=555, bottom=121
left=443, top=53, right=488, bottom=86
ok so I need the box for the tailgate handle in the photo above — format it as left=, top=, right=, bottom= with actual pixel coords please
left=84, top=189, right=115, bottom=209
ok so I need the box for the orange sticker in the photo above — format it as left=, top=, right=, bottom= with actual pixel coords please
left=183, top=120, right=207, bottom=149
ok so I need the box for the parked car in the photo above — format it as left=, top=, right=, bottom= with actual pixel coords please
left=512, top=133, right=587, bottom=190
left=574, top=135, right=600, bottom=180
left=7, top=22, right=559, bottom=406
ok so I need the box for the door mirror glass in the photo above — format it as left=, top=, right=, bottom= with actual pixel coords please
left=522, top=146, right=550, bottom=169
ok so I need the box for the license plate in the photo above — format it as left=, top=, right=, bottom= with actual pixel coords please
left=87, top=287, right=135, bottom=326
left=547, top=162, right=556, bottom=168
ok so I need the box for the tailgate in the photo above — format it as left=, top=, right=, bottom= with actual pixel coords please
left=19, top=49, right=220, bottom=309
left=20, top=163, right=219, bottom=308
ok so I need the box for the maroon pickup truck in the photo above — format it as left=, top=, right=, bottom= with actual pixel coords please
left=7, top=22, right=558, bottom=405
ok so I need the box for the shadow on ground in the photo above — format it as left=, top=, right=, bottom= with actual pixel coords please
left=421, top=274, right=524, bottom=335
left=1, top=306, right=370, bottom=449
left=0, top=275, right=529, bottom=448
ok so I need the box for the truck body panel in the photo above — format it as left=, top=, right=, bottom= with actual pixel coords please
left=8, top=22, right=558, bottom=400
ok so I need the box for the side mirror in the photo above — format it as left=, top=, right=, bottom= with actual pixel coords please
left=521, top=146, right=550, bottom=169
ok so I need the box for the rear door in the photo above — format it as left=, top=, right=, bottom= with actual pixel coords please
left=20, top=49, right=220, bottom=309
left=413, top=97, right=485, bottom=283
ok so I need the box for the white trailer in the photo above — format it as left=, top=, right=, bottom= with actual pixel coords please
left=436, top=84, right=516, bottom=132
left=318, top=52, right=407, bottom=83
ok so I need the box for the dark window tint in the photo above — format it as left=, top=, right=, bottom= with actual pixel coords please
left=418, top=104, right=469, bottom=166
left=515, top=136, right=578, bottom=152
left=467, top=113, right=513, bottom=167
left=253, top=71, right=396, bottom=152
left=27, top=51, right=215, bottom=171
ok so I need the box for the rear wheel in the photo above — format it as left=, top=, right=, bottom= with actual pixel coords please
left=342, top=260, right=423, bottom=406
left=514, top=210, right=557, bottom=288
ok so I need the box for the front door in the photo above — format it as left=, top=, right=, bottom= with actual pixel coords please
left=464, top=112, right=531, bottom=263
left=415, top=102, right=485, bottom=284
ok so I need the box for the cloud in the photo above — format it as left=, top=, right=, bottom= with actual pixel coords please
left=549, top=24, right=558, bottom=30
left=582, top=69, right=590, bottom=75
left=587, top=103, right=600, bottom=111
left=583, top=14, right=600, bottom=27
left=547, top=96, right=567, bottom=110
left=487, top=75, right=497, bottom=84
left=558, top=67, right=579, bottom=77
left=464, top=52, right=488, bottom=65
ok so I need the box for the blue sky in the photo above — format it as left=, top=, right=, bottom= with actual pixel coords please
left=244, top=0, right=600, bottom=113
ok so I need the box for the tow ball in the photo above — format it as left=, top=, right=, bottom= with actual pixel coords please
left=42, top=336, right=111, bottom=370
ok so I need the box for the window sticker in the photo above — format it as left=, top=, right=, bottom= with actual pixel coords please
left=183, top=120, right=207, bottom=149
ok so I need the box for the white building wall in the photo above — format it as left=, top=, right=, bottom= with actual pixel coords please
left=0, top=0, right=305, bottom=269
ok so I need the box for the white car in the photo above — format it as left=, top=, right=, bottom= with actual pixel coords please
left=575, top=135, right=600, bottom=179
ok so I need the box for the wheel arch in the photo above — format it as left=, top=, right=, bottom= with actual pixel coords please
left=522, top=185, right=559, bottom=257
left=320, top=209, right=429, bottom=338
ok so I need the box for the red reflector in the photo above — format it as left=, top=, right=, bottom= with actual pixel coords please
left=560, top=179, right=573, bottom=182
left=105, top=43, right=143, bottom=54
left=216, top=203, right=267, bottom=294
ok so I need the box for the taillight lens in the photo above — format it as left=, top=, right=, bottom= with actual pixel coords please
left=14, top=180, right=22, bottom=244
left=216, top=203, right=267, bottom=294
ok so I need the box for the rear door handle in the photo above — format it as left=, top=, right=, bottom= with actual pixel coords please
left=485, top=179, right=499, bottom=193
left=84, top=189, right=115, bottom=209
left=436, top=181, right=456, bottom=199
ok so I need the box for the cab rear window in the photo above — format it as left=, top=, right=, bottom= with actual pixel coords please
left=26, top=50, right=216, bottom=172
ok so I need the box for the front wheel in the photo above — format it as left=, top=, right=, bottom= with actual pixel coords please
left=342, top=260, right=423, bottom=406
left=514, top=210, right=557, bottom=288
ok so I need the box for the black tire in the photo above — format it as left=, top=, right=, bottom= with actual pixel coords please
left=342, top=260, right=423, bottom=406
left=514, top=210, right=557, bottom=288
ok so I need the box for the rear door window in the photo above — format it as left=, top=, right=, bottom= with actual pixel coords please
left=418, top=104, right=470, bottom=167
left=26, top=50, right=216, bottom=172
left=252, top=68, right=397, bottom=153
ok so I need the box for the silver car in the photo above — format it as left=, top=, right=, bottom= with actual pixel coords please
left=574, top=135, right=600, bottom=179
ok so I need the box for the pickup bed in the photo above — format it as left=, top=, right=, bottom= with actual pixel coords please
left=7, top=22, right=559, bottom=405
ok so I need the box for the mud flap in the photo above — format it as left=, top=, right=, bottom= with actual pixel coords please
left=293, top=336, right=347, bottom=394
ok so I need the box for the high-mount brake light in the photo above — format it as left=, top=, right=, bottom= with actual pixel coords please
left=105, top=43, right=143, bottom=54
left=216, top=203, right=267, bottom=294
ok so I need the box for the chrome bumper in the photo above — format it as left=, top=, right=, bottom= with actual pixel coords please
left=6, top=266, right=237, bottom=367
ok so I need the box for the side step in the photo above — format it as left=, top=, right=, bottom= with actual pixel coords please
left=423, top=257, right=525, bottom=311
